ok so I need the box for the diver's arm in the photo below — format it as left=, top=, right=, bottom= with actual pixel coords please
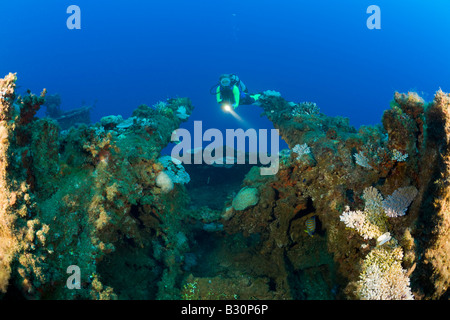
left=216, top=86, right=222, bottom=103
left=233, top=86, right=240, bottom=108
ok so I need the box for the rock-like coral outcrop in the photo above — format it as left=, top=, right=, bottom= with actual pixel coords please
left=414, top=90, right=450, bottom=299
left=0, top=73, right=20, bottom=292
left=221, top=90, right=449, bottom=299
left=0, top=74, right=195, bottom=299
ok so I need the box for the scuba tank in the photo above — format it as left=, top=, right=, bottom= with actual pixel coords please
left=210, top=74, right=241, bottom=95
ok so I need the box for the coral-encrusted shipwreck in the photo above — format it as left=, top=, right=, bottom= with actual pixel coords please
left=0, top=73, right=449, bottom=300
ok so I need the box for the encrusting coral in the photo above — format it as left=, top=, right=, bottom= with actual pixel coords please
left=0, top=73, right=19, bottom=292
left=416, top=89, right=450, bottom=299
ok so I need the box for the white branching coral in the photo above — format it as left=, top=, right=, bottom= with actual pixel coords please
left=340, top=186, right=418, bottom=239
left=340, top=187, right=387, bottom=240
left=354, top=151, right=372, bottom=169
left=391, top=149, right=408, bottom=162
left=357, top=247, right=414, bottom=300
left=363, top=186, right=384, bottom=213
left=176, top=106, right=189, bottom=120
left=382, top=186, right=418, bottom=217
left=152, top=101, right=168, bottom=111
left=292, top=143, right=310, bottom=160
left=292, top=102, right=320, bottom=116
left=340, top=186, right=417, bottom=300
left=340, top=210, right=384, bottom=240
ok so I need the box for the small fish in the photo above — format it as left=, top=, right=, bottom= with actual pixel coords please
left=304, top=215, right=316, bottom=237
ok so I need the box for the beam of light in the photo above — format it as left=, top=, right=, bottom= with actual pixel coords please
left=223, top=104, right=232, bottom=113
left=222, top=103, right=243, bottom=122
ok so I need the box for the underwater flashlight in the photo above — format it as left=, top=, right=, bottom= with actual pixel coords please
left=222, top=103, right=232, bottom=113
left=220, top=102, right=242, bottom=122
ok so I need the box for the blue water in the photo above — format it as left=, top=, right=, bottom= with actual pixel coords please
left=1, top=1, right=449, bottom=147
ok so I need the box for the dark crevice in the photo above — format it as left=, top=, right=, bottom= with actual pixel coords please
left=184, top=162, right=255, bottom=210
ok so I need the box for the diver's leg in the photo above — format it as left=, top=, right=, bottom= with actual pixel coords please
left=238, top=92, right=261, bottom=106
left=239, top=94, right=254, bottom=105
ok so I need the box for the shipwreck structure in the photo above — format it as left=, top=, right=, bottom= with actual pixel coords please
left=0, top=73, right=448, bottom=300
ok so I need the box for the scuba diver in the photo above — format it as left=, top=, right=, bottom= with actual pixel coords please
left=211, top=74, right=261, bottom=112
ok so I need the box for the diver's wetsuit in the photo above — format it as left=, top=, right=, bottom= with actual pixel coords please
left=216, top=76, right=257, bottom=108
